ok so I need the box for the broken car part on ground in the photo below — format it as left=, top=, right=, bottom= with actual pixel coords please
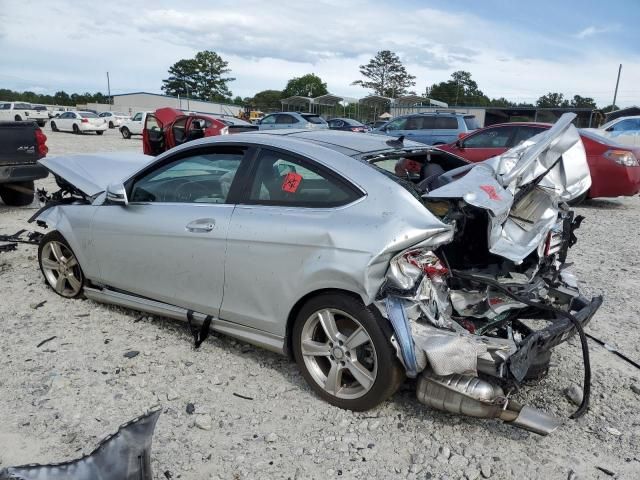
left=28, top=113, right=599, bottom=435
left=0, top=408, right=160, bottom=480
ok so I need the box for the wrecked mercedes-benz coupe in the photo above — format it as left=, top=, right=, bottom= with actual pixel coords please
left=31, top=113, right=600, bottom=435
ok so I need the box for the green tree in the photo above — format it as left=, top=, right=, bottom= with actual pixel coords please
left=600, top=104, right=619, bottom=112
left=282, top=73, right=328, bottom=98
left=352, top=50, right=416, bottom=98
left=489, top=97, right=516, bottom=107
left=251, top=90, right=284, bottom=111
left=193, top=50, right=235, bottom=101
left=570, top=95, right=597, bottom=109
left=232, top=96, right=244, bottom=106
left=161, top=58, right=200, bottom=97
left=536, top=92, right=569, bottom=108
left=428, top=71, right=490, bottom=106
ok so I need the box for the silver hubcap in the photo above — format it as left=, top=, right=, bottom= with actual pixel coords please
left=301, top=308, right=377, bottom=400
left=41, top=241, right=82, bottom=297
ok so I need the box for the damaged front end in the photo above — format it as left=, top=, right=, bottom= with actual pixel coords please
left=376, top=114, right=602, bottom=435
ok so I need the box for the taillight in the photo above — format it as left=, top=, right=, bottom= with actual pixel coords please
left=220, top=126, right=229, bottom=135
left=81, top=118, right=89, bottom=123
left=34, top=128, right=48, bottom=158
left=604, top=149, right=639, bottom=167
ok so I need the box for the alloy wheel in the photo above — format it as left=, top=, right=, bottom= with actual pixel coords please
left=300, top=308, right=378, bottom=399
left=41, top=240, right=83, bottom=297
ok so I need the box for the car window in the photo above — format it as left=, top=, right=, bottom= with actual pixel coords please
left=276, top=114, right=296, bottom=124
left=172, top=117, right=188, bottom=143
left=612, top=119, right=640, bottom=131
left=132, top=113, right=143, bottom=121
left=15, top=103, right=32, bottom=109
left=246, top=149, right=360, bottom=207
left=0, top=104, right=9, bottom=110
left=464, top=127, right=515, bottom=148
left=130, top=149, right=245, bottom=204
left=145, top=114, right=161, bottom=131
left=510, top=126, right=546, bottom=146
left=261, top=115, right=276, bottom=125
left=301, top=114, right=326, bottom=124
left=464, top=116, right=479, bottom=130
left=80, top=112, right=98, bottom=118
left=434, top=117, right=458, bottom=129
left=386, top=117, right=407, bottom=131
left=405, top=116, right=424, bottom=130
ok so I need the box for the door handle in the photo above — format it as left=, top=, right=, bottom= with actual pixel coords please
left=186, top=218, right=215, bottom=233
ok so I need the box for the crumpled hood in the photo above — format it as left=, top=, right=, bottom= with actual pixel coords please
left=39, top=152, right=153, bottom=197
left=426, top=113, right=591, bottom=263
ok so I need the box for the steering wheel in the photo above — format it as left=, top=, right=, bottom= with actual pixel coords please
left=173, top=181, right=210, bottom=202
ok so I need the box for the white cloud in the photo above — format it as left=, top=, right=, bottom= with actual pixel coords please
left=0, top=1, right=638, bottom=107
left=573, top=26, right=611, bottom=39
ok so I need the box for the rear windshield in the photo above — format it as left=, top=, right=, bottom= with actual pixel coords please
left=33, top=105, right=47, bottom=111
left=464, top=116, right=479, bottom=130
left=80, top=112, right=99, bottom=118
left=302, top=114, right=326, bottom=124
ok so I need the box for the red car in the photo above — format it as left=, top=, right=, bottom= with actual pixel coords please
left=437, top=122, right=640, bottom=201
left=142, top=108, right=257, bottom=156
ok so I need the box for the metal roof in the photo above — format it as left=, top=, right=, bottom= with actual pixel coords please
left=280, top=96, right=313, bottom=107
left=358, top=95, right=393, bottom=107
left=313, top=94, right=343, bottom=106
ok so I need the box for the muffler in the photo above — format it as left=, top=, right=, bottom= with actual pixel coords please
left=416, top=372, right=561, bottom=435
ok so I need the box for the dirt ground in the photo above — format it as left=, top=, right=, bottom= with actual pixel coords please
left=1, top=124, right=639, bottom=479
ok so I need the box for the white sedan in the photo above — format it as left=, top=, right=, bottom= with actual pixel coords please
left=50, top=111, right=108, bottom=135
left=586, top=115, right=640, bottom=147
left=99, top=111, right=130, bottom=128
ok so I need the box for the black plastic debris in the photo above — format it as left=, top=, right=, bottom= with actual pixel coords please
left=123, top=350, right=140, bottom=359
left=0, top=408, right=161, bottom=480
left=186, top=403, right=195, bottom=415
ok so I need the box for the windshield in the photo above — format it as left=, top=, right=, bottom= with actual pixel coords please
left=302, top=114, right=327, bottom=124
left=464, top=116, right=479, bottom=130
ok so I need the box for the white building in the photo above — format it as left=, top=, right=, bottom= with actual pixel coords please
left=81, top=92, right=242, bottom=117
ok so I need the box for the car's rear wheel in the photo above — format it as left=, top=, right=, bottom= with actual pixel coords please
left=50, top=121, right=58, bottom=132
left=121, top=127, right=131, bottom=139
left=14, top=115, right=22, bottom=121
left=38, top=232, right=85, bottom=298
left=73, top=124, right=81, bottom=134
left=292, top=293, right=404, bottom=411
left=96, top=130, right=104, bottom=135
left=0, top=181, right=34, bottom=206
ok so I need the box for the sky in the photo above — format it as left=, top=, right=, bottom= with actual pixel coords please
left=1, top=0, right=639, bottom=107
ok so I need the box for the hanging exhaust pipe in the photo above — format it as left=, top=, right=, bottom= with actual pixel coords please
left=416, top=372, right=562, bottom=435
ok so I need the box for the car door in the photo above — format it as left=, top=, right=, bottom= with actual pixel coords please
left=142, top=113, right=165, bottom=155
left=129, top=112, right=144, bottom=134
left=90, top=145, right=252, bottom=316
left=275, top=114, right=297, bottom=129
left=403, top=115, right=432, bottom=144
left=382, top=116, right=408, bottom=139
left=455, top=126, right=518, bottom=162
left=431, top=116, right=460, bottom=144
left=221, top=147, right=364, bottom=335
left=57, top=112, right=74, bottom=131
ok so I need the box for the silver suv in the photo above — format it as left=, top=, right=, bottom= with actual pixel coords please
left=258, top=112, right=328, bottom=130
left=373, top=112, right=479, bottom=145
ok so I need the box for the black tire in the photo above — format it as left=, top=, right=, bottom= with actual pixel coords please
left=14, top=115, right=22, bottom=121
left=292, top=293, right=404, bottom=411
left=108, top=121, right=114, bottom=128
left=51, top=121, right=58, bottom=132
left=121, top=127, right=131, bottom=139
left=567, top=191, right=589, bottom=206
left=37, top=120, right=46, bottom=127
left=38, top=231, right=85, bottom=298
left=96, top=130, right=104, bottom=135
left=0, top=181, right=34, bottom=206
left=73, top=124, right=81, bottom=134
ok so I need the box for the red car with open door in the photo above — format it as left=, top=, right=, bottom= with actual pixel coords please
left=437, top=122, right=640, bottom=202
left=143, top=108, right=230, bottom=156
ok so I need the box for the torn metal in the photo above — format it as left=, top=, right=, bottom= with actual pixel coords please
left=376, top=113, right=601, bottom=433
left=0, top=408, right=160, bottom=480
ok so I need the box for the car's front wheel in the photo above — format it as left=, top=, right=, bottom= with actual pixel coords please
left=292, top=293, right=404, bottom=411
left=38, top=232, right=85, bottom=298
left=50, top=121, right=58, bottom=132
left=96, top=130, right=104, bottom=135
left=121, top=127, right=131, bottom=139
left=109, top=121, right=114, bottom=128
left=73, top=124, right=81, bottom=134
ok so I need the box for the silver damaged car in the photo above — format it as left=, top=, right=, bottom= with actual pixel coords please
left=33, top=113, right=601, bottom=435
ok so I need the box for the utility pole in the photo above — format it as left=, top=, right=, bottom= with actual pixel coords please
left=611, top=64, right=622, bottom=112
left=106, top=72, right=111, bottom=110
left=185, top=82, right=190, bottom=111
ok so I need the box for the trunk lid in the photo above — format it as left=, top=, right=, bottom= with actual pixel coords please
left=39, top=152, right=153, bottom=197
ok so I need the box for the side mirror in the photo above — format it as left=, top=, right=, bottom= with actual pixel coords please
left=605, top=126, right=614, bottom=132
left=106, top=182, right=128, bottom=206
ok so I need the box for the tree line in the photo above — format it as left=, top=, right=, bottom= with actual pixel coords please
left=1, top=49, right=616, bottom=112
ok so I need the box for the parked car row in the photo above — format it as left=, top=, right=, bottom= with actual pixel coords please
left=50, top=111, right=108, bottom=134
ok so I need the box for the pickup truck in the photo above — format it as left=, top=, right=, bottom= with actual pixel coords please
left=0, top=121, right=49, bottom=206
left=0, top=102, right=48, bottom=127
left=120, top=111, right=151, bottom=139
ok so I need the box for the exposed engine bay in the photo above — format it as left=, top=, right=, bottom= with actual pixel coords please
left=374, top=114, right=602, bottom=434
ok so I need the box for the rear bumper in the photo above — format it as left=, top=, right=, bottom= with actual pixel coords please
left=0, top=163, right=48, bottom=183
left=80, top=123, right=108, bottom=131
left=508, top=295, right=603, bottom=381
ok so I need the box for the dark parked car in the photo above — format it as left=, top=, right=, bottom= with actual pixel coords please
left=327, top=118, right=368, bottom=132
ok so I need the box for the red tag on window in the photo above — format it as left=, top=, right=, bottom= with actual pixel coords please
left=479, top=185, right=501, bottom=201
left=282, top=172, right=303, bottom=193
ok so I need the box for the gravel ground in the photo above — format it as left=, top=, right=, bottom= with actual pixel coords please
left=1, top=124, right=639, bottom=479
